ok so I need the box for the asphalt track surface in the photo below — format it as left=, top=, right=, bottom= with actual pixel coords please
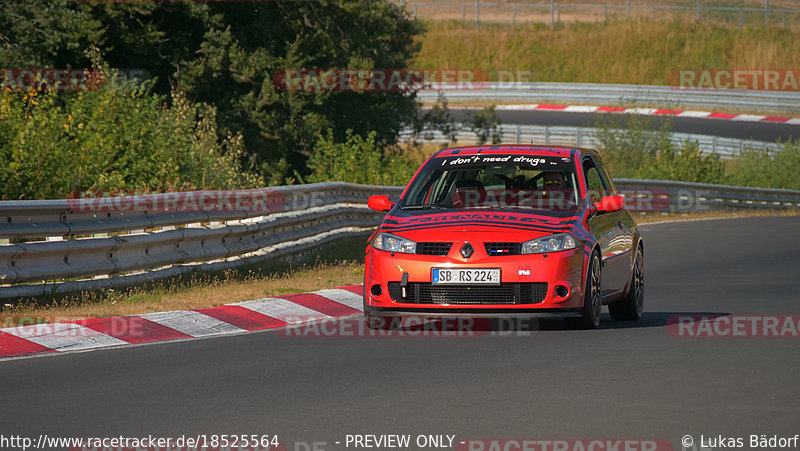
left=2, top=216, right=799, bottom=450
left=449, top=109, right=800, bottom=143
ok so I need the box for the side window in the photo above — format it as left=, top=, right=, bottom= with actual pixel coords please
left=594, top=157, right=617, bottom=195
left=583, top=158, right=609, bottom=204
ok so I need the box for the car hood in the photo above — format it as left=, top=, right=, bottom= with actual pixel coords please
left=379, top=209, right=579, bottom=242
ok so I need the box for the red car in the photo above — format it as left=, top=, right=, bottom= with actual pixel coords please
left=363, top=145, right=644, bottom=329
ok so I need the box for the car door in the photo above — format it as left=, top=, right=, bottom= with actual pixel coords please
left=595, top=156, right=637, bottom=291
left=583, top=156, right=628, bottom=296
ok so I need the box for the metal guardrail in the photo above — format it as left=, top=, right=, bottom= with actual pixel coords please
left=415, top=82, right=800, bottom=114
left=398, top=1, right=800, bottom=28
left=1, top=180, right=798, bottom=299
left=401, top=123, right=782, bottom=158
left=615, top=178, right=800, bottom=212
left=0, top=183, right=404, bottom=299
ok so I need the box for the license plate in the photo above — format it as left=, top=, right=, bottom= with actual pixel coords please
left=432, top=268, right=501, bottom=285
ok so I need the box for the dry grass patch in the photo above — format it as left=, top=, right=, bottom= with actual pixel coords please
left=415, top=19, right=800, bottom=86
left=405, top=1, right=800, bottom=27
left=396, top=141, right=449, bottom=160
left=412, top=0, right=799, bottom=7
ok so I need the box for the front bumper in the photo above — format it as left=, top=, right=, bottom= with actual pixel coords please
left=365, top=244, right=586, bottom=312
left=367, top=308, right=581, bottom=319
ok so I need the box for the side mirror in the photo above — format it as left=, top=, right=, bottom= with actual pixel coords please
left=594, top=195, right=625, bottom=213
left=368, top=195, right=395, bottom=212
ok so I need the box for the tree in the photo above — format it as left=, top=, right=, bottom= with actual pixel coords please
left=178, top=1, right=424, bottom=183
left=2, top=0, right=426, bottom=186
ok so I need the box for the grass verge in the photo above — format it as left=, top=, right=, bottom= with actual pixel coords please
left=405, top=1, right=800, bottom=29
left=414, top=19, right=800, bottom=87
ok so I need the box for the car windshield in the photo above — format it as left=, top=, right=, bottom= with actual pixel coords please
left=400, top=154, right=579, bottom=211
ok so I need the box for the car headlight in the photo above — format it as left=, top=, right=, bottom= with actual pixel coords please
left=373, top=232, right=417, bottom=254
left=521, top=233, right=579, bottom=254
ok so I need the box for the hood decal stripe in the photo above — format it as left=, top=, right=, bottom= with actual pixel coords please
left=382, top=222, right=566, bottom=233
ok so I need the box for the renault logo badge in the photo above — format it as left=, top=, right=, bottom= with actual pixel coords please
left=460, top=243, right=474, bottom=259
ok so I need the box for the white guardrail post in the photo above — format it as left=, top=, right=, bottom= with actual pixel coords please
left=1, top=180, right=798, bottom=299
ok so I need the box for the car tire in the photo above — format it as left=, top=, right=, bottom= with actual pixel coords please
left=609, top=246, right=644, bottom=321
left=573, top=251, right=602, bottom=329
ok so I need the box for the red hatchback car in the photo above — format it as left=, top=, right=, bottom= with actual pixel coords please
left=363, top=145, right=644, bottom=329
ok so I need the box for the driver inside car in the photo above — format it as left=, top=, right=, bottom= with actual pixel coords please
left=542, top=171, right=566, bottom=189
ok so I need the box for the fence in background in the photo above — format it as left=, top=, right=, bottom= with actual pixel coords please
left=415, top=82, right=800, bottom=114
left=396, top=0, right=800, bottom=28
left=2, top=180, right=799, bottom=299
left=401, top=123, right=783, bottom=158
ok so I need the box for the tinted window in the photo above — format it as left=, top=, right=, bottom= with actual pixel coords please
left=583, top=157, right=609, bottom=203
left=401, top=154, right=580, bottom=211
left=593, top=156, right=617, bottom=195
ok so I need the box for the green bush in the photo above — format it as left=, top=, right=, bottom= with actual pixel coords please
left=593, top=113, right=800, bottom=190
left=636, top=139, right=726, bottom=184
left=0, top=77, right=260, bottom=199
left=306, top=129, right=417, bottom=186
left=593, top=114, right=725, bottom=184
left=1, top=1, right=426, bottom=183
left=466, top=105, right=503, bottom=146
left=725, top=141, right=800, bottom=190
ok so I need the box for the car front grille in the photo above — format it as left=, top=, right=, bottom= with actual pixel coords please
left=416, top=242, right=453, bottom=256
left=484, top=242, right=522, bottom=256
left=387, top=282, right=548, bottom=305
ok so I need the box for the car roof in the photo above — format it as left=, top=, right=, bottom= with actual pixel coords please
left=431, top=144, right=599, bottom=159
